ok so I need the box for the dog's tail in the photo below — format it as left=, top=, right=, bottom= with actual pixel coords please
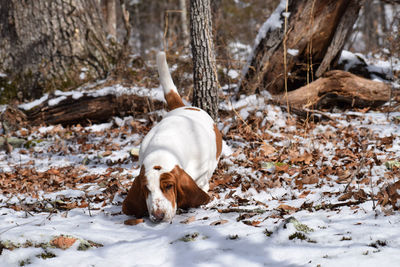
left=156, top=51, right=185, bottom=110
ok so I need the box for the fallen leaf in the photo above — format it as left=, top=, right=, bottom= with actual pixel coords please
left=124, top=218, right=144, bottom=225
left=50, top=236, right=77, bottom=249
left=102, top=151, right=112, bottom=157
left=277, top=204, right=298, bottom=212
left=210, top=219, right=228, bottom=226
left=180, top=216, right=196, bottom=224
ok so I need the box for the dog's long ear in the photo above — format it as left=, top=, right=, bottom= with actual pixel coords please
left=122, top=167, right=148, bottom=218
left=174, top=166, right=210, bottom=209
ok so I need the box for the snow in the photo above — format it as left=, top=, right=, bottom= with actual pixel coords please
left=287, top=49, right=299, bottom=56
left=19, top=94, right=49, bottom=110
left=253, top=0, right=287, bottom=49
left=18, top=85, right=164, bottom=111
left=242, top=0, right=287, bottom=77
left=3, top=67, right=400, bottom=266
left=48, top=96, right=67, bottom=106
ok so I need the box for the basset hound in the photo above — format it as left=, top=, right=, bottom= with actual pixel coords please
left=122, top=51, right=222, bottom=223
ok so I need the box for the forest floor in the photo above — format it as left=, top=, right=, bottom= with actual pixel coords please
left=1, top=54, right=400, bottom=266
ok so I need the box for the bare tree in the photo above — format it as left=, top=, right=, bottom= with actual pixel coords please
left=179, top=0, right=190, bottom=50
left=0, top=0, right=118, bottom=102
left=189, top=0, right=219, bottom=120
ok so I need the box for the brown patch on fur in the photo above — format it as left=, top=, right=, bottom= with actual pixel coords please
left=170, top=165, right=210, bottom=209
left=159, top=172, right=177, bottom=209
left=165, top=90, right=184, bottom=110
left=153, top=165, right=162, bottom=170
left=185, top=107, right=200, bottom=111
left=213, top=124, right=223, bottom=160
left=122, top=166, right=149, bottom=218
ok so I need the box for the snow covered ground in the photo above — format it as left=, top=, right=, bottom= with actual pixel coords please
left=1, top=76, right=400, bottom=266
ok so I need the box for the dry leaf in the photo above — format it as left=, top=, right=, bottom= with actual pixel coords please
left=124, top=218, right=144, bottom=225
left=50, top=236, right=77, bottom=249
left=210, top=219, right=228, bottom=226
left=102, top=151, right=112, bottom=157
left=261, top=143, right=276, bottom=155
left=180, top=216, right=196, bottom=224
left=277, top=204, right=297, bottom=212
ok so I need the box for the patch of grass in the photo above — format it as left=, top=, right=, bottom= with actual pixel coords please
left=289, top=232, right=307, bottom=241
left=340, top=236, right=352, bottom=241
left=227, top=234, right=239, bottom=240
left=264, top=228, right=273, bottom=237
left=36, top=250, right=56, bottom=259
left=179, top=232, right=199, bottom=242
left=369, top=240, right=387, bottom=248
left=77, top=239, right=103, bottom=251
left=19, top=259, right=32, bottom=266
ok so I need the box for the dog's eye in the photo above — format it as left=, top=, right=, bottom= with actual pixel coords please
left=165, top=184, right=173, bottom=190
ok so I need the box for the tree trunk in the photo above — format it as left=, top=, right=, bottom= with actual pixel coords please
left=240, top=0, right=362, bottom=95
left=0, top=0, right=118, bottom=102
left=104, top=0, right=117, bottom=40
left=274, top=70, right=392, bottom=109
left=189, top=0, right=219, bottom=120
left=179, top=0, right=190, bottom=51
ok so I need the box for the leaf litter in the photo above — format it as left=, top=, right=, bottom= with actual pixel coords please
left=1, top=85, right=400, bottom=266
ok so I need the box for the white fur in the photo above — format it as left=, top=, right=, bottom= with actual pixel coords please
left=156, top=52, right=178, bottom=96
left=145, top=169, right=176, bottom=222
left=140, top=107, right=219, bottom=222
left=139, top=52, right=220, bottom=222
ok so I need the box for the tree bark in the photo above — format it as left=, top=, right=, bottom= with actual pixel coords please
left=104, top=0, right=117, bottom=40
left=0, top=0, right=118, bottom=102
left=190, top=0, right=219, bottom=120
left=240, top=0, right=362, bottom=95
left=274, top=70, right=392, bottom=109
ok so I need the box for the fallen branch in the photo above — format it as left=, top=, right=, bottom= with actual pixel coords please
left=274, top=70, right=392, bottom=109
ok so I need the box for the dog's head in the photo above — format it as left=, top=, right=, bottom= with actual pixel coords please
left=122, top=165, right=210, bottom=223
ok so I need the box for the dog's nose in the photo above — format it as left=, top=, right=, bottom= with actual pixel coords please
left=151, top=210, right=165, bottom=222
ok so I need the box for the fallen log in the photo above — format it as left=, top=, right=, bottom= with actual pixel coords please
left=274, top=70, right=392, bottom=109
left=20, top=92, right=164, bottom=126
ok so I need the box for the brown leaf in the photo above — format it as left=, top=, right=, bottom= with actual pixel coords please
left=301, top=176, right=319, bottom=185
left=210, top=219, right=228, bottom=226
left=50, top=236, right=77, bottom=250
left=298, top=190, right=310, bottom=198
left=275, top=164, right=289, bottom=173
left=261, top=143, right=276, bottom=155
left=180, top=216, right=196, bottom=224
left=242, top=220, right=261, bottom=227
left=290, top=152, right=313, bottom=164
left=277, top=204, right=297, bottom=212
left=124, top=218, right=144, bottom=225
left=338, top=192, right=353, bottom=201
left=102, top=151, right=112, bottom=157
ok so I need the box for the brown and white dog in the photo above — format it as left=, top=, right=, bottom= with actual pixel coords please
left=122, top=52, right=222, bottom=223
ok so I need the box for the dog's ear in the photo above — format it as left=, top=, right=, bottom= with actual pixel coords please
left=122, top=167, right=148, bottom=218
left=174, top=166, right=210, bottom=209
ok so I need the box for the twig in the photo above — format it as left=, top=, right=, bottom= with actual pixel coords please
left=283, top=0, right=290, bottom=114
left=214, top=208, right=267, bottom=214
left=344, top=132, right=371, bottom=192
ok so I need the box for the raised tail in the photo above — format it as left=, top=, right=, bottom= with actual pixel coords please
left=156, top=51, right=185, bottom=110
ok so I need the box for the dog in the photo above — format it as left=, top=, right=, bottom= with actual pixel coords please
left=122, top=51, right=222, bottom=222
